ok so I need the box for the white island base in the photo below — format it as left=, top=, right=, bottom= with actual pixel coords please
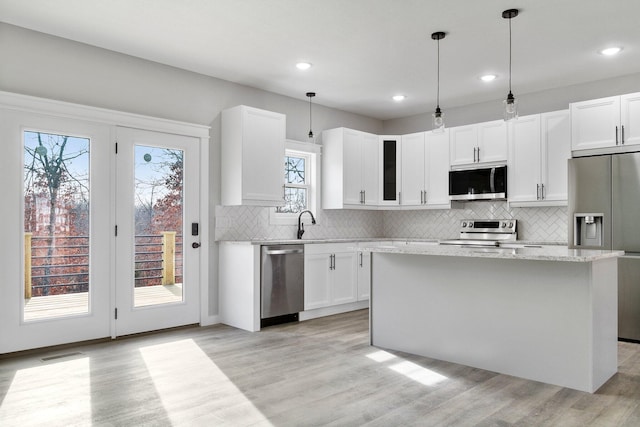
left=370, top=252, right=618, bottom=393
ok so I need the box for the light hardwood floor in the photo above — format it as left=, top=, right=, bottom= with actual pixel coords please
left=1, top=309, right=639, bottom=426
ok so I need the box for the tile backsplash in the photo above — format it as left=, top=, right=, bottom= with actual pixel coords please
left=382, top=202, right=568, bottom=243
left=215, top=206, right=384, bottom=241
left=215, top=202, right=568, bottom=243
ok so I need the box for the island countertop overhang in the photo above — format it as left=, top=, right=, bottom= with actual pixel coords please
left=357, top=243, right=624, bottom=263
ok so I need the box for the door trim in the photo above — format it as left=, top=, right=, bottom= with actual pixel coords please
left=0, top=92, right=212, bottom=353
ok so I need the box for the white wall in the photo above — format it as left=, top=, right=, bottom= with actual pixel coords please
left=382, top=72, right=640, bottom=134
left=0, top=23, right=383, bottom=318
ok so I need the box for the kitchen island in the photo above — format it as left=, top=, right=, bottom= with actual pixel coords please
left=360, top=244, right=623, bottom=393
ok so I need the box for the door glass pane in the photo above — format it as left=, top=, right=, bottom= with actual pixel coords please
left=23, top=131, right=90, bottom=321
left=383, top=140, right=397, bottom=201
left=134, top=146, right=184, bottom=307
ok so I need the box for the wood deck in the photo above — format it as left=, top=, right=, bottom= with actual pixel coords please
left=23, top=284, right=183, bottom=321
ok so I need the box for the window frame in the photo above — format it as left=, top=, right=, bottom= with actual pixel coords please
left=270, top=140, right=320, bottom=226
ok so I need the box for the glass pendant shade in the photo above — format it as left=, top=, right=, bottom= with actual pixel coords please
left=503, top=91, right=518, bottom=121
left=432, top=106, right=445, bottom=132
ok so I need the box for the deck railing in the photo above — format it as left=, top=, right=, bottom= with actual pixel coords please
left=24, top=232, right=183, bottom=298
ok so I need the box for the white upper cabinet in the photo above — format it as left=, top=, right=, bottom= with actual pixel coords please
left=221, top=105, right=285, bottom=206
left=400, top=130, right=450, bottom=208
left=508, top=110, right=570, bottom=206
left=400, top=132, right=425, bottom=206
left=621, top=92, right=640, bottom=147
left=425, top=130, right=452, bottom=207
left=571, top=92, right=640, bottom=152
left=322, top=128, right=379, bottom=209
left=379, top=135, right=401, bottom=206
left=450, top=120, right=507, bottom=167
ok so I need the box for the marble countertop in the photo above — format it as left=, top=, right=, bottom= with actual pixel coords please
left=358, top=243, right=624, bottom=263
left=218, top=238, right=565, bottom=246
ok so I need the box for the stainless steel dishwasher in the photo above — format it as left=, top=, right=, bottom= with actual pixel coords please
left=261, top=244, right=304, bottom=327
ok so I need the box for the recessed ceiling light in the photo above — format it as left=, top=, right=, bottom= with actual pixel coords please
left=600, top=47, right=622, bottom=56
left=392, top=95, right=406, bottom=102
left=480, top=74, right=497, bottom=82
left=296, top=62, right=312, bottom=70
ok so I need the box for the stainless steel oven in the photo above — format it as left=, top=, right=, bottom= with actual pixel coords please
left=439, top=219, right=517, bottom=247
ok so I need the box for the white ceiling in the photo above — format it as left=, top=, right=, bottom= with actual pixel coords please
left=1, top=0, right=639, bottom=120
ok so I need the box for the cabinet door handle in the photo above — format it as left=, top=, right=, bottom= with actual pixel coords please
left=541, top=183, right=545, bottom=200
left=536, top=184, right=540, bottom=200
left=420, top=190, right=424, bottom=204
left=283, top=184, right=286, bottom=200
left=424, top=190, right=427, bottom=204
left=622, top=125, right=625, bottom=144
left=359, top=252, right=363, bottom=267
left=398, top=192, right=401, bottom=205
left=363, top=190, right=366, bottom=204
left=616, top=126, right=619, bottom=145
left=477, top=147, right=480, bottom=162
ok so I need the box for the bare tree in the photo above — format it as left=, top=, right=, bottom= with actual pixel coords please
left=24, top=132, right=88, bottom=295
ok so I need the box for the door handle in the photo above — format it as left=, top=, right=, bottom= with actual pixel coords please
left=616, top=126, right=619, bottom=145
left=423, top=190, right=427, bottom=204
left=359, top=252, right=363, bottom=267
left=537, top=184, right=540, bottom=200
left=622, top=125, right=625, bottom=144
left=477, top=147, right=480, bottom=162
left=541, top=183, right=545, bottom=200
left=192, top=242, right=201, bottom=249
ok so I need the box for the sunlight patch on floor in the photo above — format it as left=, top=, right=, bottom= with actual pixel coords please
left=389, top=360, right=448, bottom=386
left=139, top=338, right=272, bottom=426
left=367, top=349, right=448, bottom=387
left=0, top=357, right=91, bottom=425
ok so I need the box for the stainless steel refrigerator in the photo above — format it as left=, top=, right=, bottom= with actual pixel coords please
left=568, top=152, right=640, bottom=341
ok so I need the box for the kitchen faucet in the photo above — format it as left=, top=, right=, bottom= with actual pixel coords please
left=297, top=210, right=316, bottom=239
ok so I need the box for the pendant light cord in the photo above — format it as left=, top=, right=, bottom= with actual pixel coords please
left=508, top=16, right=512, bottom=93
left=436, top=38, right=440, bottom=108
left=309, top=96, right=312, bottom=133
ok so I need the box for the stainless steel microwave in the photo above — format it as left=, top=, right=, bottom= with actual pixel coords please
left=449, top=165, right=507, bottom=201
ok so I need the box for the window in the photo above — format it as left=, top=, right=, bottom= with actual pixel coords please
left=277, top=153, right=310, bottom=214
left=270, top=141, right=319, bottom=225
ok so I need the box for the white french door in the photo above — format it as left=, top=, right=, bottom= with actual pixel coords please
left=0, top=107, right=203, bottom=353
left=0, top=111, right=111, bottom=354
left=114, top=127, right=200, bottom=336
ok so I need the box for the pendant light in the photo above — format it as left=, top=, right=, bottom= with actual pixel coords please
left=306, top=92, right=316, bottom=142
left=502, top=9, right=519, bottom=121
left=431, top=31, right=446, bottom=132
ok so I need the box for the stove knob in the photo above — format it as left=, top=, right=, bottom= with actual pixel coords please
left=462, top=222, right=467, bottom=227
left=509, top=222, right=514, bottom=228
left=468, top=222, right=473, bottom=228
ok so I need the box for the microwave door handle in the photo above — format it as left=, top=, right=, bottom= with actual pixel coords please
left=490, top=168, right=495, bottom=193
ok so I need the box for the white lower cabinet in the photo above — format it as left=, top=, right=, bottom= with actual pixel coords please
left=357, top=250, right=371, bottom=300
left=304, top=243, right=357, bottom=310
